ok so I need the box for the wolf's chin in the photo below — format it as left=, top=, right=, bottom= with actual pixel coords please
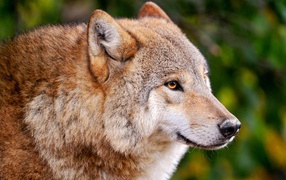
left=176, top=132, right=231, bottom=150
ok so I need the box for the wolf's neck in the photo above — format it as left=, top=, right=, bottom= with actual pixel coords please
left=136, top=141, right=188, bottom=180
left=95, top=136, right=188, bottom=180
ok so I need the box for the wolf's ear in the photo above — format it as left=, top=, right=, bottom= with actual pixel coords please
left=88, top=10, right=138, bottom=83
left=138, top=2, right=171, bottom=22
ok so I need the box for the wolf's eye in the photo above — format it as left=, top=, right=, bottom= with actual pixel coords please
left=203, top=75, right=207, bottom=82
left=165, top=81, right=183, bottom=91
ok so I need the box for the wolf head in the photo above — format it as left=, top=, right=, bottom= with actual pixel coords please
left=87, top=2, right=241, bottom=153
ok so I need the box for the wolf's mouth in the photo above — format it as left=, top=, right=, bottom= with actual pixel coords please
left=176, top=132, right=228, bottom=150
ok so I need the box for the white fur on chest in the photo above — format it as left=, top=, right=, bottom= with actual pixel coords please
left=138, top=143, right=188, bottom=180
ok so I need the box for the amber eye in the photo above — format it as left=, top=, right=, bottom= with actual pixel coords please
left=164, top=81, right=183, bottom=91
left=203, top=75, right=207, bottom=82
left=203, top=71, right=210, bottom=83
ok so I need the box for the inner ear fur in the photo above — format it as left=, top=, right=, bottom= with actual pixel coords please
left=87, top=10, right=138, bottom=83
left=138, top=2, right=171, bottom=22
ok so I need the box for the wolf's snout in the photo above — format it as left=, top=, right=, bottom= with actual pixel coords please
left=218, top=119, right=241, bottom=138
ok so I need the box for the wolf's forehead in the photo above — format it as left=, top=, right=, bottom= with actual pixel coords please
left=146, top=23, right=203, bottom=58
left=120, top=19, right=207, bottom=73
left=139, top=29, right=206, bottom=72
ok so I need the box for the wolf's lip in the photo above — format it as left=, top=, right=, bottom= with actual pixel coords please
left=176, top=132, right=227, bottom=150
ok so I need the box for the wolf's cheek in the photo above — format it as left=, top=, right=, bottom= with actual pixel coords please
left=148, top=88, right=190, bottom=140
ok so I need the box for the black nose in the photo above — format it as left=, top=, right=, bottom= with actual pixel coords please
left=219, top=119, right=241, bottom=138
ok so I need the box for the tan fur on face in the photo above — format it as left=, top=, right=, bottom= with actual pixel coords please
left=0, top=2, right=240, bottom=179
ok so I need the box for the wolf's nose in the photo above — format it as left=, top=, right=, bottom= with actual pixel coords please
left=219, top=119, right=241, bottom=138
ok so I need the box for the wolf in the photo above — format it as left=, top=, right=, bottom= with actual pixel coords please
left=0, top=2, right=241, bottom=180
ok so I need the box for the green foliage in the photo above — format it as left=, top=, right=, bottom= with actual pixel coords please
left=1, top=0, right=285, bottom=179
left=0, top=0, right=63, bottom=39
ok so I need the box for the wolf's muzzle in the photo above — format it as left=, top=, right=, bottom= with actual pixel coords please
left=218, top=119, right=241, bottom=138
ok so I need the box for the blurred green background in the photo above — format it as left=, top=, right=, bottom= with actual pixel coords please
left=1, top=0, right=286, bottom=179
